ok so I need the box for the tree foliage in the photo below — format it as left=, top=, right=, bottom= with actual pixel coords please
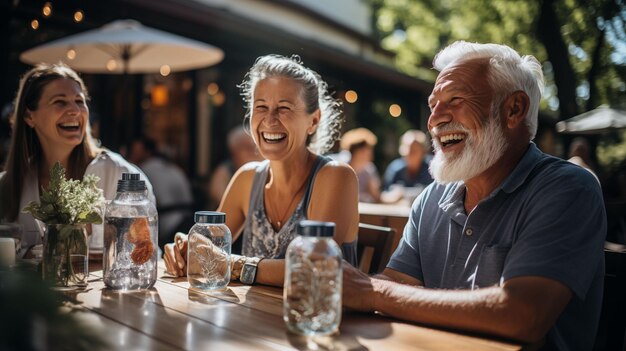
left=369, top=0, right=626, bottom=118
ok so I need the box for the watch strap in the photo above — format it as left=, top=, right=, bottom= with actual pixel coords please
left=240, top=257, right=263, bottom=285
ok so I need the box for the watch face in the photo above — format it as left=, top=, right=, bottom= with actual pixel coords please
left=240, top=263, right=256, bottom=285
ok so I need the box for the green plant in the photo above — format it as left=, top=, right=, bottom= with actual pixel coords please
left=22, top=162, right=103, bottom=225
left=22, top=162, right=104, bottom=287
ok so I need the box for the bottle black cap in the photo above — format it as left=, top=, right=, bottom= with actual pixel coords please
left=116, top=173, right=146, bottom=192
left=194, top=211, right=226, bottom=224
left=297, top=220, right=335, bottom=237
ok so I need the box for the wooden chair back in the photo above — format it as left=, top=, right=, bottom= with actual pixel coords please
left=357, top=223, right=395, bottom=274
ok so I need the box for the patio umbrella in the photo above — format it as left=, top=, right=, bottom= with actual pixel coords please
left=556, top=105, right=626, bottom=135
left=19, top=19, right=224, bottom=150
left=20, top=19, right=224, bottom=74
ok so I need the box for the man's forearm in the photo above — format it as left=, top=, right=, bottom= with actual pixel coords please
left=369, top=278, right=544, bottom=343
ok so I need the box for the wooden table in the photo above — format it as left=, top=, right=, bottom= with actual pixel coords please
left=359, top=202, right=411, bottom=252
left=61, top=263, right=523, bottom=351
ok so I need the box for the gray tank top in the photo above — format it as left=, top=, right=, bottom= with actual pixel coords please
left=242, top=155, right=357, bottom=265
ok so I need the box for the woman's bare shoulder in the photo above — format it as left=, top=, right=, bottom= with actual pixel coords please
left=232, top=161, right=263, bottom=181
left=224, top=160, right=263, bottom=197
left=316, top=159, right=357, bottom=181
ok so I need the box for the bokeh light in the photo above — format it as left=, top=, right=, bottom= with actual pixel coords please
left=345, top=90, right=358, bottom=103
left=389, top=104, right=402, bottom=117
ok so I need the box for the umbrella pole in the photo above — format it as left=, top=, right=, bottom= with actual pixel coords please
left=122, top=45, right=130, bottom=75
left=121, top=44, right=136, bottom=148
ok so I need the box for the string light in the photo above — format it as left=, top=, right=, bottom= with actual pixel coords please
left=106, top=59, right=117, bottom=72
left=30, top=20, right=39, bottom=30
left=345, top=90, right=358, bottom=103
left=389, top=104, right=402, bottom=117
left=207, top=83, right=219, bottom=95
left=213, top=91, right=225, bottom=106
left=159, top=65, right=171, bottom=77
left=66, top=49, right=76, bottom=60
left=42, top=2, right=52, bottom=17
left=74, top=10, right=84, bottom=23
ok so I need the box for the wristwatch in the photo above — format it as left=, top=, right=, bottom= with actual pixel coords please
left=240, top=257, right=262, bottom=285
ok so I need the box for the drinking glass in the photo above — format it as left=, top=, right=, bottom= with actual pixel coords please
left=0, top=223, right=23, bottom=256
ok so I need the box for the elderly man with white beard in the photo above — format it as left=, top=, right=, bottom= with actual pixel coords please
left=342, top=41, right=606, bottom=351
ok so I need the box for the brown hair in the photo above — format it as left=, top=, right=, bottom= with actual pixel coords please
left=340, top=127, right=377, bottom=154
left=0, top=63, right=100, bottom=221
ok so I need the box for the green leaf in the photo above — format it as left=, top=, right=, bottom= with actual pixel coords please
left=76, top=212, right=102, bottom=225
left=21, top=162, right=104, bottom=226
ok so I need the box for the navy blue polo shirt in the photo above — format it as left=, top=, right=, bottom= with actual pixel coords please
left=388, top=143, right=606, bottom=351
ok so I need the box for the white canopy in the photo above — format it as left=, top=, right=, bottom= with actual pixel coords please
left=20, top=19, right=224, bottom=74
left=556, top=106, right=626, bottom=134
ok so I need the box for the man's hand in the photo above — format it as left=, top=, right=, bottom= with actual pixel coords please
left=342, top=261, right=377, bottom=312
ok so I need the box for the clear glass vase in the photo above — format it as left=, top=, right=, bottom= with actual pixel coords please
left=42, top=224, right=89, bottom=290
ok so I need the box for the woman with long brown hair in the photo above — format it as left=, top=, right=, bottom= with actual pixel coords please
left=0, top=63, right=153, bottom=257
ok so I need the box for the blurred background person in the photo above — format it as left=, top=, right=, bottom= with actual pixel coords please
left=340, top=127, right=381, bottom=203
left=381, top=129, right=434, bottom=204
left=207, top=126, right=262, bottom=209
left=129, top=137, right=193, bottom=247
left=0, top=103, right=13, bottom=171
left=567, top=137, right=599, bottom=182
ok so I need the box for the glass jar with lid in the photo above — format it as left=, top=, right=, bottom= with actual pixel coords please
left=283, top=220, right=342, bottom=336
left=187, top=211, right=231, bottom=290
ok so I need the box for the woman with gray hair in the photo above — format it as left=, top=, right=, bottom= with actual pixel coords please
left=165, top=55, right=359, bottom=286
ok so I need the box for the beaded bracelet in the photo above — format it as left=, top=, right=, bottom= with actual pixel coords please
left=230, top=254, right=247, bottom=281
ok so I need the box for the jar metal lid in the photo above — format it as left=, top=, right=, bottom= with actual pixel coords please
left=297, top=220, right=335, bottom=237
left=194, top=211, right=226, bottom=224
left=117, top=173, right=146, bottom=192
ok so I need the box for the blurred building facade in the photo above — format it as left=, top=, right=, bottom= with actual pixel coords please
left=1, top=0, right=432, bottom=178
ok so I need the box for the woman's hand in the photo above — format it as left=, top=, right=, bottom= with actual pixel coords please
left=164, top=232, right=231, bottom=278
left=187, top=233, right=230, bottom=278
left=164, top=233, right=189, bottom=277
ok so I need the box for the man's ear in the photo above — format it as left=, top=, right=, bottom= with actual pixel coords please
left=503, top=91, right=530, bottom=129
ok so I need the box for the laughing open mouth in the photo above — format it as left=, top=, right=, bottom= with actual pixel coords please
left=439, top=133, right=466, bottom=147
left=58, top=121, right=80, bottom=132
left=262, top=132, right=287, bottom=143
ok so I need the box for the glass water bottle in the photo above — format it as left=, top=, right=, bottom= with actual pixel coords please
left=103, top=173, right=158, bottom=290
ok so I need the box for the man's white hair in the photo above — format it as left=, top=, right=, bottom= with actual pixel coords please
left=433, top=41, right=544, bottom=140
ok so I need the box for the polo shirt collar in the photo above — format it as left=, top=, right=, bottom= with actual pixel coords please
left=498, top=142, right=541, bottom=194
left=437, top=142, right=541, bottom=219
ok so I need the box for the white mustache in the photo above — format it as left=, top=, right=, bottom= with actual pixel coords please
left=430, top=122, right=470, bottom=137
left=431, top=123, right=472, bottom=152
